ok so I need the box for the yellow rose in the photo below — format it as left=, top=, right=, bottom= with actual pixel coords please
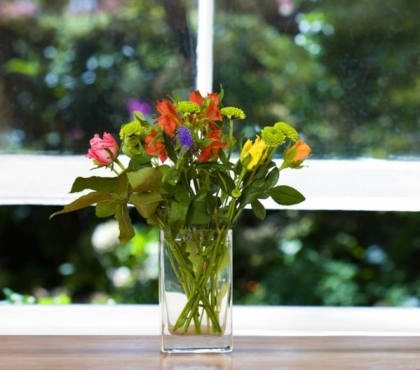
left=240, top=136, right=267, bottom=170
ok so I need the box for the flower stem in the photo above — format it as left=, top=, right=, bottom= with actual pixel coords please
left=114, top=158, right=126, bottom=172
left=167, top=228, right=228, bottom=335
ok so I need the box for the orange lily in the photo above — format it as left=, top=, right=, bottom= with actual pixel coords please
left=198, top=130, right=227, bottom=162
left=145, top=130, right=168, bottom=162
left=156, top=99, right=182, bottom=136
left=190, top=90, right=222, bottom=129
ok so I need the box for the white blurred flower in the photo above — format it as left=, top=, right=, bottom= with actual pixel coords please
left=109, top=266, right=132, bottom=288
left=91, top=220, right=120, bottom=253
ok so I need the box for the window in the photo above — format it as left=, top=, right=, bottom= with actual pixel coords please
left=1, top=0, right=419, bottom=307
left=0, top=0, right=418, bottom=209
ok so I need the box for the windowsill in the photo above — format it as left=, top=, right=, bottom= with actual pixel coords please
left=1, top=154, right=420, bottom=211
left=0, top=304, right=419, bottom=336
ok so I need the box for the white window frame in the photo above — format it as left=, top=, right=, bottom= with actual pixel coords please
left=1, top=305, right=420, bottom=335
left=1, top=154, right=420, bottom=212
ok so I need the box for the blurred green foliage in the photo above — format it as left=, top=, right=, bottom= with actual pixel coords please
left=0, top=0, right=196, bottom=152
left=0, top=0, right=419, bottom=157
left=234, top=210, right=420, bottom=306
left=213, top=0, right=420, bottom=158
left=1, top=206, right=419, bottom=307
left=0, top=205, right=159, bottom=304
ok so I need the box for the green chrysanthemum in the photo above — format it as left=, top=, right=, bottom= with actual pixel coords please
left=119, top=120, right=142, bottom=140
left=274, top=122, right=299, bottom=141
left=176, top=101, right=200, bottom=114
left=261, top=126, right=286, bottom=147
left=220, top=107, right=246, bottom=120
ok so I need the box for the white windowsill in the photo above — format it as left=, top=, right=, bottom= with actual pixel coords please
left=0, top=305, right=419, bottom=336
left=1, top=154, right=420, bottom=211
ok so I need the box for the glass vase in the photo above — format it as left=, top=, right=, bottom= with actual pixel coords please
left=159, top=228, right=233, bottom=353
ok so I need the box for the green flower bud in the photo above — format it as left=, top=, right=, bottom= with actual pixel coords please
left=220, top=107, right=246, bottom=120
left=261, top=126, right=286, bottom=147
left=176, top=101, right=200, bottom=114
left=231, top=189, right=242, bottom=198
left=119, top=121, right=142, bottom=140
left=274, top=122, right=299, bottom=141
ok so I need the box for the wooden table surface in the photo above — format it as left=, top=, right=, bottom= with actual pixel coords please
left=1, top=335, right=420, bottom=370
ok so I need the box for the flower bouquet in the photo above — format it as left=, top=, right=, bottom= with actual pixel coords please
left=51, top=87, right=310, bottom=353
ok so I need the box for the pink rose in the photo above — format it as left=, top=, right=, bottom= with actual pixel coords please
left=86, top=132, right=119, bottom=165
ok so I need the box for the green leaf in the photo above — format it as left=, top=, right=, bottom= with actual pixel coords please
left=194, top=188, right=208, bottom=201
left=185, top=240, right=200, bottom=268
left=269, top=185, right=306, bottom=206
left=114, top=203, right=135, bottom=245
left=218, top=84, right=225, bottom=103
left=205, top=193, right=217, bottom=215
left=217, top=246, right=230, bottom=273
left=128, top=153, right=152, bottom=171
left=240, top=185, right=263, bottom=206
left=158, top=182, right=175, bottom=195
left=145, top=212, right=162, bottom=227
left=264, top=168, right=280, bottom=191
left=96, top=201, right=117, bottom=218
left=127, top=167, right=162, bottom=192
left=133, top=110, right=145, bottom=122
left=158, top=167, right=179, bottom=195
left=251, top=199, right=266, bottom=220
left=168, top=200, right=189, bottom=222
left=113, top=172, right=129, bottom=199
left=186, top=199, right=212, bottom=225
left=168, top=201, right=189, bottom=237
left=216, top=282, right=230, bottom=307
left=219, top=147, right=230, bottom=165
left=175, top=187, right=191, bottom=205
left=210, top=171, right=235, bottom=196
left=70, top=176, right=118, bottom=193
left=50, top=192, right=112, bottom=218
left=163, top=132, right=178, bottom=163
left=129, top=192, right=163, bottom=219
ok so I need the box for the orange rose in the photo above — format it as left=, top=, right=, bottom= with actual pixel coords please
left=284, top=140, right=311, bottom=168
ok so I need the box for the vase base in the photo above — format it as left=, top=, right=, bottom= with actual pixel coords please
left=161, top=334, right=232, bottom=354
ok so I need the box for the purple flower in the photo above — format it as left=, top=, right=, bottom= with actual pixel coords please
left=177, top=126, right=194, bottom=149
left=126, top=98, right=152, bottom=115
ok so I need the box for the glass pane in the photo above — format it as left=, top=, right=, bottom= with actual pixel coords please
left=214, top=0, right=420, bottom=159
left=0, top=0, right=197, bottom=153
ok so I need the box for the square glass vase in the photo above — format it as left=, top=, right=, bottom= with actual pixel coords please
left=159, top=228, right=233, bottom=353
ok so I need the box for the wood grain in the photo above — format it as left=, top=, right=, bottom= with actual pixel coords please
left=1, top=336, right=419, bottom=370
